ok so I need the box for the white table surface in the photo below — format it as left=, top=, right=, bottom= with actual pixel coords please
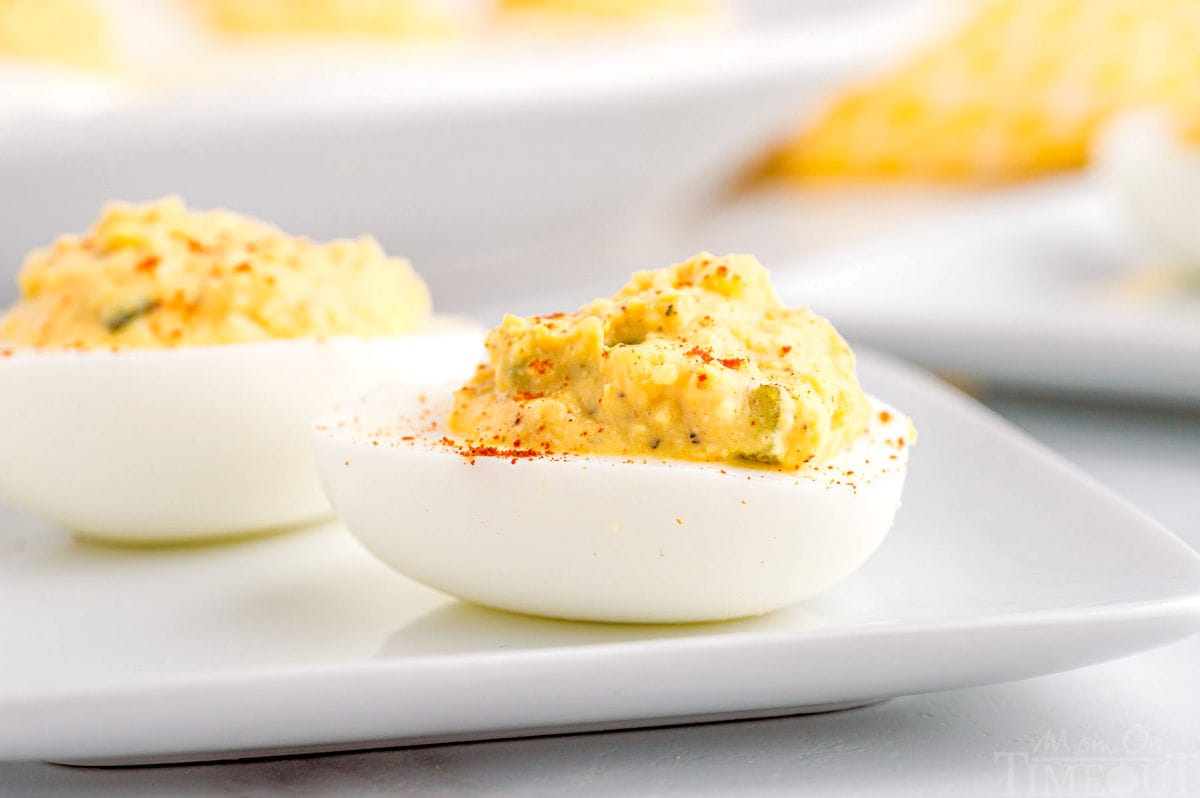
left=2, top=388, right=1197, bottom=797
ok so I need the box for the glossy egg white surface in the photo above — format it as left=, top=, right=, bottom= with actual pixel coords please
left=0, top=319, right=482, bottom=544
left=314, top=383, right=911, bottom=623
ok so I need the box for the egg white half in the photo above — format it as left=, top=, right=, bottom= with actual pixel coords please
left=314, top=381, right=912, bottom=623
left=0, top=318, right=483, bottom=543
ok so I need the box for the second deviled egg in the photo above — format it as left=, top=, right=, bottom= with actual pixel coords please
left=0, top=197, right=481, bottom=543
left=316, top=253, right=914, bottom=623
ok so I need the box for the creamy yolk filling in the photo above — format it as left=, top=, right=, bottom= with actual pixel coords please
left=200, top=0, right=453, bottom=38
left=497, top=0, right=712, bottom=21
left=0, top=197, right=431, bottom=349
left=450, top=253, right=871, bottom=470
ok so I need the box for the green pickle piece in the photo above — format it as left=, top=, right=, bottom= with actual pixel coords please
left=505, top=362, right=535, bottom=391
left=104, top=297, right=159, bottom=333
left=737, top=384, right=784, bottom=464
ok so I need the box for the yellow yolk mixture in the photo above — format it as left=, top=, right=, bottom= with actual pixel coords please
left=199, top=0, right=453, bottom=38
left=0, top=0, right=112, bottom=70
left=765, top=0, right=1200, bottom=181
left=450, top=253, right=871, bottom=470
left=497, top=0, right=712, bottom=22
left=0, top=197, right=431, bottom=349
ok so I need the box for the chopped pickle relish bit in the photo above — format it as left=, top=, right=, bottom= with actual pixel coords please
left=449, top=252, right=871, bottom=470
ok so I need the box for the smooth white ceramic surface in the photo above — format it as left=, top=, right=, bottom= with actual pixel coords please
left=776, top=176, right=1200, bottom=403
left=315, top=388, right=910, bottom=623
left=0, top=59, right=127, bottom=125
left=0, top=0, right=938, bottom=304
left=1, top=351, right=1197, bottom=763
left=0, top=320, right=482, bottom=542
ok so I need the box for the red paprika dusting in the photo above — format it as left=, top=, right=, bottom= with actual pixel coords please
left=458, top=445, right=541, bottom=461
left=528, top=359, right=553, bottom=375
left=686, top=345, right=714, bottom=364
left=718, top=357, right=744, bottom=369
left=135, top=256, right=160, bottom=273
left=514, top=391, right=546, bottom=402
left=779, top=345, right=792, bottom=356
left=878, top=410, right=892, bottom=423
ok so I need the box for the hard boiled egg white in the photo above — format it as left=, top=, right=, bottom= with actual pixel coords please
left=314, top=381, right=911, bottom=623
left=0, top=319, right=482, bottom=544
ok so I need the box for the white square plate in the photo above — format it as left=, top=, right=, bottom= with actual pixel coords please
left=2, top=352, right=1198, bottom=764
left=776, top=177, right=1200, bottom=403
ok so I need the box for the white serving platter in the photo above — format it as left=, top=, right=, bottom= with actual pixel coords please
left=775, top=176, right=1200, bottom=403
left=1, top=350, right=1197, bottom=764
left=0, top=0, right=939, bottom=307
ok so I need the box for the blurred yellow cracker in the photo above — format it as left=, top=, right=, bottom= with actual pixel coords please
left=767, top=0, right=1200, bottom=181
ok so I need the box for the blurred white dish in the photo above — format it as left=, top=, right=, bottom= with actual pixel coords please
left=0, top=0, right=938, bottom=306
left=0, top=59, right=127, bottom=124
left=778, top=176, right=1200, bottom=403
left=1094, top=109, right=1200, bottom=273
left=2, top=351, right=1197, bottom=763
left=314, top=385, right=910, bottom=623
left=0, top=319, right=481, bottom=543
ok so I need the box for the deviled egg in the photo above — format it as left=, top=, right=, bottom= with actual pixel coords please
left=197, top=0, right=457, bottom=39
left=0, top=0, right=125, bottom=124
left=315, top=253, right=913, bottom=623
left=0, top=197, right=481, bottom=543
left=1094, top=109, right=1200, bottom=276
